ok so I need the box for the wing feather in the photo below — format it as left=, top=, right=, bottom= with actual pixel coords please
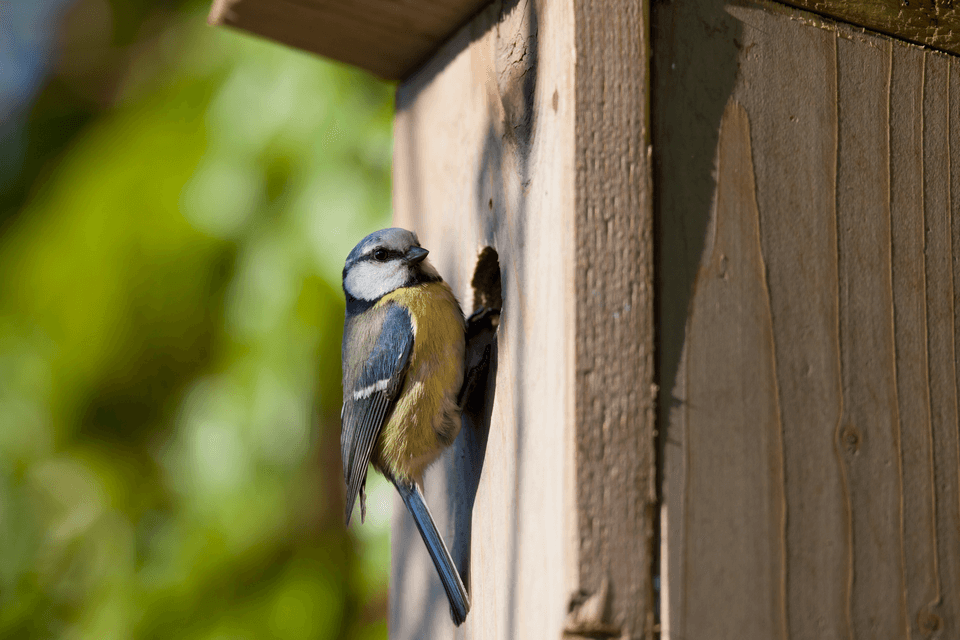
left=344, top=393, right=388, bottom=523
left=342, top=303, right=413, bottom=525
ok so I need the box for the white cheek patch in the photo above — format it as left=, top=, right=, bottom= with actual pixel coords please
left=344, top=261, right=408, bottom=301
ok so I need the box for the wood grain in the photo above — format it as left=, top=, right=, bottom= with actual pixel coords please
left=779, top=0, right=960, bottom=58
left=656, top=0, right=960, bottom=637
left=835, top=34, right=907, bottom=639
left=207, top=0, right=490, bottom=80
left=573, top=0, right=656, bottom=638
left=680, top=100, right=787, bottom=640
left=390, top=0, right=654, bottom=638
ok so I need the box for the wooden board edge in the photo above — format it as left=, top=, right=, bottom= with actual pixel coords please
left=571, top=0, right=657, bottom=637
left=775, top=0, right=960, bottom=58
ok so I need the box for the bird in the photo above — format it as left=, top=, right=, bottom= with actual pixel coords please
left=340, top=227, right=470, bottom=625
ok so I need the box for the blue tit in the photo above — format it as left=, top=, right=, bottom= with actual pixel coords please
left=340, top=227, right=469, bottom=625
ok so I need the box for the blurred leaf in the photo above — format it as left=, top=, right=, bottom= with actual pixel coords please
left=0, top=4, right=393, bottom=639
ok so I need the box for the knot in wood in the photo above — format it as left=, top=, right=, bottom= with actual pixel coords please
left=918, top=609, right=942, bottom=635
left=840, top=424, right=861, bottom=454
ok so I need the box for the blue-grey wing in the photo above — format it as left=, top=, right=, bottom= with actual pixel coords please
left=341, top=303, right=414, bottom=525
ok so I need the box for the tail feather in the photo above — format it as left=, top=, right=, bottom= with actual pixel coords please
left=394, top=480, right=470, bottom=625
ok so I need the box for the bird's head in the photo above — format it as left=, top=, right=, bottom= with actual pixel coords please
left=342, top=228, right=441, bottom=303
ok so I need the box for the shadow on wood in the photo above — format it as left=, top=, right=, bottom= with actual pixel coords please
left=653, top=0, right=742, bottom=448
left=651, top=0, right=741, bottom=633
left=658, top=1, right=960, bottom=637
left=451, top=248, right=503, bottom=591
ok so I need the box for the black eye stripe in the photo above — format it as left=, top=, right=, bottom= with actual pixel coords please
left=362, top=248, right=401, bottom=262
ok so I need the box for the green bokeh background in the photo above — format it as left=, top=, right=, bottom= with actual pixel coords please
left=1, top=1, right=394, bottom=637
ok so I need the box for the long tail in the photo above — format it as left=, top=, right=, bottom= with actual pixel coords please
left=394, top=480, right=470, bottom=625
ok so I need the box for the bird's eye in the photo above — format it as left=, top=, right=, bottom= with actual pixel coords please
left=373, top=249, right=388, bottom=261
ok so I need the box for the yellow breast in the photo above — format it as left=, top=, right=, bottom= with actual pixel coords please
left=372, top=281, right=465, bottom=483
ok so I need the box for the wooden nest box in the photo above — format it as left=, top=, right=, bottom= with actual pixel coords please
left=210, top=0, right=960, bottom=637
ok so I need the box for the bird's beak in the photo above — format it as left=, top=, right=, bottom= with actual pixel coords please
left=405, top=247, right=429, bottom=264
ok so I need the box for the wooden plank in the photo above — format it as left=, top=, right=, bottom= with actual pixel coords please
left=919, top=50, right=960, bottom=637
left=655, top=0, right=960, bottom=637
left=890, top=44, right=938, bottom=640
left=390, top=0, right=654, bottom=637
left=738, top=20, right=844, bottom=640
left=679, top=99, right=787, bottom=640
left=208, top=0, right=960, bottom=81
left=778, top=0, right=960, bottom=58
left=207, top=0, right=490, bottom=80
left=572, top=0, right=656, bottom=637
left=834, top=34, right=907, bottom=639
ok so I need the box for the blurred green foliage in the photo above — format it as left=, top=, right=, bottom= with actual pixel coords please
left=0, top=1, right=394, bottom=638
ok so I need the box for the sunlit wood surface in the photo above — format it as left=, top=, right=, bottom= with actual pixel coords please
left=391, top=0, right=655, bottom=638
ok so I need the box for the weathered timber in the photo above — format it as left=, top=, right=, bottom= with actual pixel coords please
left=391, top=0, right=655, bottom=638
left=655, top=1, right=960, bottom=638
left=780, top=0, right=960, bottom=58
left=207, top=0, right=490, bottom=80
